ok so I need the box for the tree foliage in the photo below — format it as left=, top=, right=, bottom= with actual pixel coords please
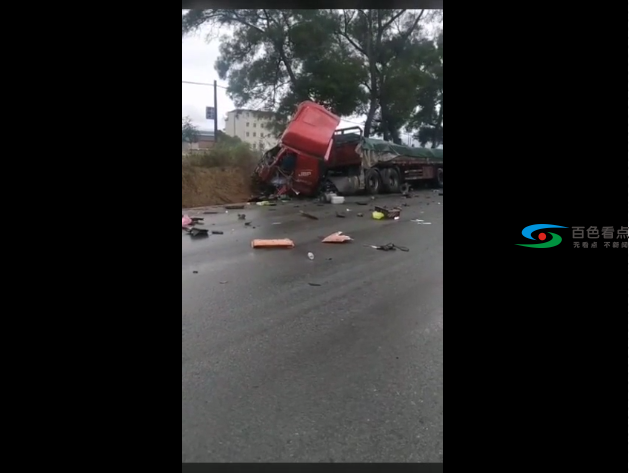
left=408, top=30, right=443, bottom=147
left=182, top=9, right=443, bottom=144
left=182, top=116, right=199, bottom=143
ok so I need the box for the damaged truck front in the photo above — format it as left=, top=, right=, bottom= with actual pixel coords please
left=253, top=101, right=443, bottom=198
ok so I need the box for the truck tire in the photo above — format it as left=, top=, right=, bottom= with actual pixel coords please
left=365, top=168, right=382, bottom=195
left=381, top=168, right=401, bottom=194
left=436, top=168, right=443, bottom=188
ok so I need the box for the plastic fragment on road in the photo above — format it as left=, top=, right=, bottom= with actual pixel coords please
left=372, top=211, right=385, bottom=220
left=182, top=215, right=193, bottom=226
left=251, top=239, right=295, bottom=249
left=256, top=201, right=271, bottom=206
left=322, top=232, right=353, bottom=244
left=374, top=206, right=401, bottom=219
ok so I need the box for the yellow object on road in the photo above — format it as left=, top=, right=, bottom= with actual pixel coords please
left=372, top=211, right=385, bottom=220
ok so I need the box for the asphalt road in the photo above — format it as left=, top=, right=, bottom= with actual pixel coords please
left=182, top=189, right=443, bottom=462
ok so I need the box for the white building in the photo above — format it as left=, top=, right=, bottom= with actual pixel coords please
left=223, top=109, right=279, bottom=152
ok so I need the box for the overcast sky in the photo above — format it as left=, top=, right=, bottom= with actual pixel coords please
left=181, top=24, right=420, bottom=145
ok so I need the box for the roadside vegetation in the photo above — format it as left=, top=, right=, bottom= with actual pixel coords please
left=182, top=122, right=260, bottom=207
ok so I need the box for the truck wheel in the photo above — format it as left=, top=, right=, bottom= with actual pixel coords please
left=436, top=168, right=443, bottom=188
left=382, top=168, right=401, bottom=194
left=365, top=168, right=382, bottom=195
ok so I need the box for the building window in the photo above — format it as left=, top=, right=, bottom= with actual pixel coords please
left=260, top=133, right=264, bottom=138
left=259, top=141, right=264, bottom=150
left=253, top=122, right=257, bottom=128
left=253, top=132, right=256, bottom=137
left=246, top=122, right=250, bottom=127
left=246, top=131, right=250, bottom=137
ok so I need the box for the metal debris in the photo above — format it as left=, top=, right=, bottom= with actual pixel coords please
left=368, top=243, right=410, bottom=252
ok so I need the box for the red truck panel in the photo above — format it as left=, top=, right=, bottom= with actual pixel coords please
left=281, top=101, right=340, bottom=159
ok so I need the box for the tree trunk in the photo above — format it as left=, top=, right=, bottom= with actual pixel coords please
left=364, top=98, right=377, bottom=138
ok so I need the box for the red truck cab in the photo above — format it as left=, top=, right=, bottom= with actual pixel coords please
left=254, top=101, right=340, bottom=196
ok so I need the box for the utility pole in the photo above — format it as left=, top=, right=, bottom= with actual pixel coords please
left=213, top=80, right=218, bottom=142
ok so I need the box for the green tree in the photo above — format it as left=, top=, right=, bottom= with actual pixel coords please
left=333, top=9, right=430, bottom=140
left=182, top=10, right=367, bottom=134
left=182, top=9, right=442, bottom=143
left=182, top=116, right=199, bottom=143
left=408, top=30, right=443, bottom=148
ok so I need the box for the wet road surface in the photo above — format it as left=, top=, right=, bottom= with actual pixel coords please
left=182, top=190, right=443, bottom=462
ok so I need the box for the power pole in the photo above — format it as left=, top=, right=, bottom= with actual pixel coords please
left=213, top=80, right=218, bottom=142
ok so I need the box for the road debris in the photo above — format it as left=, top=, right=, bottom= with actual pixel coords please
left=237, top=214, right=246, bottom=220
left=182, top=215, right=193, bottom=227
left=374, top=206, right=402, bottom=219
left=322, top=232, right=353, bottom=244
left=251, top=239, right=295, bottom=249
left=307, top=252, right=315, bottom=260
left=336, top=212, right=346, bottom=218
left=368, top=243, right=410, bottom=252
left=211, top=230, right=224, bottom=235
left=244, top=222, right=252, bottom=226
left=225, top=204, right=245, bottom=210
left=299, top=211, right=319, bottom=220
left=184, top=228, right=209, bottom=238
left=308, top=282, right=322, bottom=287
left=411, top=220, right=432, bottom=225
left=357, top=213, right=364, bottom=217
left=372, top=211, right=385, bottom=220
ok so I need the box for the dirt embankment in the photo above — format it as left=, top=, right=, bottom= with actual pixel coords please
left=182, top=165, right=253, bottom=208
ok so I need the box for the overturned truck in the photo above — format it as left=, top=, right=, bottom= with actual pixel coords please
left=253, top=101, right=443, bottom=198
